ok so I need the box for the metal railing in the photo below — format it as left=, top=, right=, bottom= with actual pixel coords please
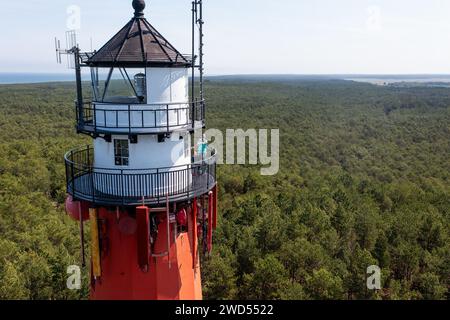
left=65, top=145, right=216, bottom=206
left=76, top=99, right=206, bottom=134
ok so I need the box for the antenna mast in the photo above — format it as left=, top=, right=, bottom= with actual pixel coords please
left=192, top=0, right=205, bottom=103
left=55, top=30, right=84, bottom=129
left=198, top=0, right=205, bottom=101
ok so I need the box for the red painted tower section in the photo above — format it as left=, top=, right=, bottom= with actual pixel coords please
left=62, top=0, right=216, bottom=300
left=66, top=190, right=217, bottom=300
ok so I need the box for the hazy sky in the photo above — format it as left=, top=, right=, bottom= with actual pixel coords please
left=1, top=0, right=450, bottom=74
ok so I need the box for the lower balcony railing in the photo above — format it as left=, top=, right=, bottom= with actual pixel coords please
left=65, top=146, right=217, bottom=206
left=76, top=99, right=206, bottom=135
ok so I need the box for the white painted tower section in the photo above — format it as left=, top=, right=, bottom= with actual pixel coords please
left=93, top=67, right=192, bottom=197
left=147, top=68, right=189, bottom=103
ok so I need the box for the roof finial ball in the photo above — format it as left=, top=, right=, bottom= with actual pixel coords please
left=133, top=0, right=146, bottom=17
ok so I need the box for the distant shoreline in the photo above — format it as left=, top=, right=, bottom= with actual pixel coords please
left=0, top=73, right=77, bottom=85
left=2, top=72, right=450, bottom=85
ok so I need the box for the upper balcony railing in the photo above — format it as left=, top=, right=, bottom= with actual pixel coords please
left=76, top=99, right=206, bottom=135
left=65, top=145, right=217, bottom=206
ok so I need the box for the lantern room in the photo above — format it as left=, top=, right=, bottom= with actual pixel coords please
left=75, top=0, right=205, bottom=136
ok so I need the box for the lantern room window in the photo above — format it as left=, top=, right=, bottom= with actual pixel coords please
left=91, top=67, right=147, bottom=104
left=114, top=139, right=130, bottom=166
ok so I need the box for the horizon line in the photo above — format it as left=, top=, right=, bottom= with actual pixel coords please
left=2, top=72, right=450, bottom=77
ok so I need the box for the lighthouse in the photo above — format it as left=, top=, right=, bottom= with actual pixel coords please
left=63, top=0, right=217, bottom=300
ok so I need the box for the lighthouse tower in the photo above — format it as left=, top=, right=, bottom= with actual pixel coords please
left=63, top=0, right=217, bottom=300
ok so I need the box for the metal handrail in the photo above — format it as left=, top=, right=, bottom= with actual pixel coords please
left=77, top=99, right=205, bottom=133
left=91, top=100, right=202, bottom=107
left=65, top=145, right=217, bottom=206
left=85, top=104, right=191, bottom=113
left=65, top=145, right=216, bottom=171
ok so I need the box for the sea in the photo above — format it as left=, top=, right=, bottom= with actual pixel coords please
left=0, top=73, right=77, bottom=84
left=344, top=75, right=450, bottom=85
left=2, top=73, right=450, bottom=85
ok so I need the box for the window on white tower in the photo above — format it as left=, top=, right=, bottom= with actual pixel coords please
left=114, top=139, right=129, bottom=166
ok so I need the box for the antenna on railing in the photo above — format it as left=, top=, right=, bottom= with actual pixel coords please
left=55, top=30, right=78, bottom=69
left=54, top=38, right=62, bottom=64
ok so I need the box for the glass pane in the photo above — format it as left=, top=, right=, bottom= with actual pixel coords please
left=91, top=67, right=111, bottom=101
left=104, top=68, right=136, bottom=103
left=91, top=67, right=147, bottom=104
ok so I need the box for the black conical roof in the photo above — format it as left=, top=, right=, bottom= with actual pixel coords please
left=87, top=3, right=190, bottom=68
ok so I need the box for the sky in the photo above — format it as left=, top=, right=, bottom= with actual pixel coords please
left=1, top=0, right=450, bottom=75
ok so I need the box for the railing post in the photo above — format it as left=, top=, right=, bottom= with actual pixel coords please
left=156, top=168, right=160, bottom=204
left=128, top=104, right=132, bottom=136
left=206, top=160, right=210, bottom=191
left=86, top=146, right=90, bottom=166
left=91, top=161, right=95, bottom=203
left=193, top=99, right=197, bottom=128
left=70, top=159, right=75, bottom=197
left=75, top=102, right=79, bottom=130
left=187, top=164, right=191, bottom=200
left=86, top=146, right=94, bottom=202
left=214, top=161, right=217, bottom=185
left=185, top=105, right=189, bottom=127
left=166, top=104, right=170, bottom=132
left=202, top=100, right=205, bottom=123
left=93, top=103, right=97, bottom=133
left=121, top=169, right=125, bottom=206
left=65, top=156, right=69, bottom=193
